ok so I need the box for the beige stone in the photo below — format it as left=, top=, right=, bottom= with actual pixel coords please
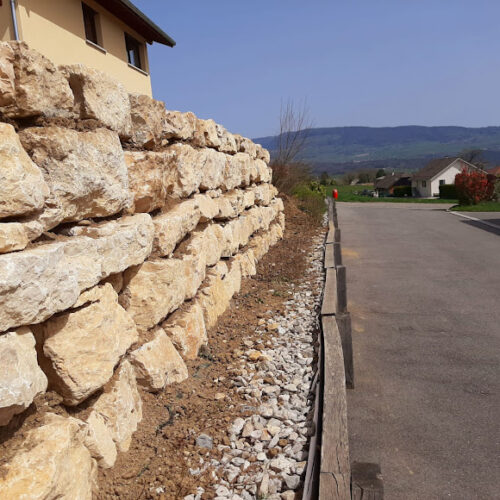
left=239, top=136, right=258, bottom=159
left=216, top=124, right=238, bottom=154
left=169, top=143, right=205, bottom=198
left=0, top=223, right=29, bottom=253
left=255, top=143, right=271, bottom=164
left=253, top=183, right=277, bottom=206
left=20, top=126, right=131, bottom=225
left=61, top=64, right=132, bottom=137
left=193, top=193, right=219, bottom=222
left=255, top=159, right=273, bottom=183
left=84, top=411, right=117, bottom=469
left=0, top=42, right=15, bottom=107
left=200, top=148, right=226, bottom=190
left=125, top=151, right=177, bottom=213
left=0, top=123, right=49, bottom=219
left=234, top=249, right=257, bottom=278
left=35, top=284, right=138, bottom=406
left=163, top=110, right=197, bottom=141
left=120, top=258, right=195, bottom=331
left=152, top=199, right=200, bottom=256
left=0, top=413, right=97, bottom=499
left=0, top=214, right=153, bottom=332
left=0, top=327, right=48, bottom=426
left=0, top=42, right=74, bottom=118
left=163, top=303, right=207, bottom=359
left=129, top=327, right=188, bottom=391
left=100, top=272, right=124, bottom=294
left=129, top=93, right=166, bottom=148
left=193, top=118, right=221, bottom=148
left=89, top=360, right=142, bottom=453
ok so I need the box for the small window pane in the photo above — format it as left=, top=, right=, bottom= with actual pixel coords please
left=125, top=34, right=142, bottom=69
left=82, top=3, right=98, bottom=45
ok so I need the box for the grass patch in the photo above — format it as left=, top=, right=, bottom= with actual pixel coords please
left=450, top=201, right=500, bottom=212
left=326, top=184, right=456, bottom=204
left=292, top=182, right=327, bottom=221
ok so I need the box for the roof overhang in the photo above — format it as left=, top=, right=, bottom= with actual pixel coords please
left=95, top=0, right=176, bottom=46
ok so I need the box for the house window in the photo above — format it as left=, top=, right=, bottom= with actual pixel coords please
left=439, top=179, right=445, bottom=185
left=125, top=33, right=144, bottom=70
left=422, top=180, right=427, bottom=187
left=82, top=3, right=99, bottom=45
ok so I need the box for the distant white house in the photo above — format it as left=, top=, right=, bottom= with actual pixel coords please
left=411, top=157, right=479, bottom=197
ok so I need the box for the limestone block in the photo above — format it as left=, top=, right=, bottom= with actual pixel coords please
left=125, top=151, right=177, bottom=213
left=255, top=159, right=273, bottom=183
left=35, top=284, right=138, bottom=406
left=0, top=413, right=96, bottom=499
left=163, top=110, right=197, bottom=141
left=0, top=242, right=80, bottom=332
left=129, top=93, right=166, bottom=149
left=222, top=154, right=244, bottom=191
left=20, top=126, right=131, bottom=225
left=0, top=123, right=49, bottom=219
left=129, top=327, right=188, bottom=391
left=89, top=360, right=142, bottom=453
left=0, top=42, right=15, bottom=107
left=84, top=411, right=117, bottom=469
left=193, top=118, right=221, bottom=148
left=0, top=223, right=29, bottom=253
left=215, top=189, right=254, bottom=220
left=239, top=137, right=258, bottom=159
left=152, top=199, right=200, bottom=257
left=0, top=327, right=48, bottom=426
left=216, top=123, right=238, bottom=154
left=193, top=193, right=219, bottom=222
left=200, top=148, right=226, bottom=190
left=177, top=224, right=224, bottom=268
left=255, top=143, right=271, bottom=164
left=101, top=272, right=124, bottom=294
left=65, top=213, right=154, bottom=282
left=253, top=183, right=276, bottom=206
left=0, top=214, right=153, bottom=332
left=0, top=42, right=74, bottom=118
left=196, top=261, right=230, bottom=330
left=120, top=258, right=194, bottom=331
left=163, top=303, right=207, bottom=359
left=227, top=259, right=242, bottom=295
left=60, top=64, right=132, bottom=137
left=169, top=143, right=205, bottom=198
left=234, top=249, right=258, bottom=278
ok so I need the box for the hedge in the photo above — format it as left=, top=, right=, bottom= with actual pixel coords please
left=393, top=186, right=412, bottom=197
left=439, top=184, right=457, bottom=199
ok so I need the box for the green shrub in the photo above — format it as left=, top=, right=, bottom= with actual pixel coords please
left=393, top=186, right=412, bottom=197
left=439, top=184, right=457, bottom=199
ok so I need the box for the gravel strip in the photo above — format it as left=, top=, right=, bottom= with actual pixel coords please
left=184, top=233, right=325, bottom=500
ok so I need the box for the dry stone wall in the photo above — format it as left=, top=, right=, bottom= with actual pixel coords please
left=0, top=42, right=283, bottom=498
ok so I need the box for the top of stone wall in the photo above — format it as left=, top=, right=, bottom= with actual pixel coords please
left=0, top=41, right=270, bottom=163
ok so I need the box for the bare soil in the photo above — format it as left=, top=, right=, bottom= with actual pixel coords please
left=0, top=195, right=324, bottom=499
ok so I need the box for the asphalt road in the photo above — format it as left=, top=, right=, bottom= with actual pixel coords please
left=338, top=202, right=500, bottom=500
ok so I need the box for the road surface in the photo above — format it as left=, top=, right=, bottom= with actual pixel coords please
left=339, top=202, right=500, bottom=500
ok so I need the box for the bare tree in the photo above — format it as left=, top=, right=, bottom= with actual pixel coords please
left=274, top=98, right=313, bottom=165
left=459, top=149, right=488, bottom=169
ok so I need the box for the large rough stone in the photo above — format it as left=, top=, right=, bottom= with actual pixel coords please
left=0, top=413, right=97, bottom=499
left=129, top=327, right=188, bottom=391
left=129, top=93, right=166, bottom=149
left=120, top=258, right=196, bottom=331
left=255, top=143, right=271, bottom=164
left=200, top=148, right=226, bottom=190
left=216, top=124, right=238, bottom=154
left=0, top=327, right=48, bottom=426
left=20, top=126, right=131, bottom=225
left=253, top=183, right=278, bottom=206
left=0, top=42, right=15, bottom=107
left=169, top=143, right=205, bottom=198
left=0, top=42, right=73, bottom=118
left=162, top=303, right=207, bottom=359
left=152, top=199, right=200, bottom=256
left=34, top=284, right=138, bottom=406
left=193, top=118, right=221, bottom=148
left=163, top=110, right=196, bottom=141
left=83, top=411, right=117, bottom=469
left=215, top=189, right=255, bottom=220
left=125, top=151, right=177, bottom=213
left=0, top=214, right=153, bottom=332
left=238, top=136, right=258, bottom=159
left=0, top=123, right=49, bottom=219
left=88, top=360, right=142, bottom=453
left=60, top=64, right=132, bottom=138
left=0, top=223, right=29, bottom=254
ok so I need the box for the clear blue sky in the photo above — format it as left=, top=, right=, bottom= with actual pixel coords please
left=134, top=0, right=500, bottom=138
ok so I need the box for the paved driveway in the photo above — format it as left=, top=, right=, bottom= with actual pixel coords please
left=338, top=202, right=500, bottom=500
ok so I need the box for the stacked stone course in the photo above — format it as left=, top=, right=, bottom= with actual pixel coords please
left=0, top=41, right=283, bottom=498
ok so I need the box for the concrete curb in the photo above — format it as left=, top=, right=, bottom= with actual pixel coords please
left=446, top=207, right=500, bottom=230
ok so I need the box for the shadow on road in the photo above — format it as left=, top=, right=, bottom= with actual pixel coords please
left=460, top=219, right=500, bottom=236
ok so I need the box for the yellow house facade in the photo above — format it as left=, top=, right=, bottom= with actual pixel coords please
left=0, top=0, right=175, bottom=96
